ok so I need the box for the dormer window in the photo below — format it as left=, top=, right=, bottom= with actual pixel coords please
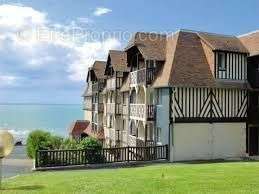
left=218, top=52, right=226, bottom=71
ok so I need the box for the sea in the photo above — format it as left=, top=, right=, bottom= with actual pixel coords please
left=0, top=104, right=83, bottom=143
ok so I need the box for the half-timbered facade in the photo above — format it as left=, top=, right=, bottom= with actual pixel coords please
left=82, top=61, right=106, bottom=142
left=152, top=30, right=251, bottom=161
left=81, top=29, right=259, bottom=161
left=103, top=50, right=128, bottom=147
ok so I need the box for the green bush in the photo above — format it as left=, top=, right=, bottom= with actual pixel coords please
left=26, top=130, right=53, bottom=158
left=49, top=136, right=63, bottom=150
left=60, top=138, right=79, bottom=150
left=78, top=137, right=102, bottom=150
left=27, top=130, right=103, bottom=159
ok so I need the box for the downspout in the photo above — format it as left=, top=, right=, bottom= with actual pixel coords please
left=169, top=87, right=176, bottom=162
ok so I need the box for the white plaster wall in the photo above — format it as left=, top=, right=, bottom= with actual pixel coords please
left=212, top=123, right=246, bottom=158
left=172, top=123, right=246, bottom=161
left=84, top=110, right=92, bottom=122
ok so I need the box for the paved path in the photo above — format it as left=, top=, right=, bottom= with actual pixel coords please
left=2, top=146, right=33, bottom=178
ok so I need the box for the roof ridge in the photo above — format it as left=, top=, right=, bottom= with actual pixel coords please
left=179, top=29, right=236, bottom=38
left=238, top=30, right=259, bottom=38
left=135, top=31, right=167, bottom=37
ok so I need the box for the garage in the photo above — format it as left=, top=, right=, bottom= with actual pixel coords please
left=172, top=123, right=246, bottom=161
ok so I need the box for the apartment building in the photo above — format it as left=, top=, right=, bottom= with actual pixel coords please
left=82, top=29, right=259, bottom=161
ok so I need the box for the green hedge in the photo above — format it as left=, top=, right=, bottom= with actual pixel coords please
left=26, top=130, right=102, bottom=159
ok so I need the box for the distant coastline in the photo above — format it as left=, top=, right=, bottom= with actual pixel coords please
left=0, top=103, right=81, bottom=105
left=0, top=104, right=83, bottom=143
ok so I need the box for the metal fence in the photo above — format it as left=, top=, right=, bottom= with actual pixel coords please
left=35, top=145, right=168, bottom=168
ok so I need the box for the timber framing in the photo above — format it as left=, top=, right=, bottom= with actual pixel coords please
left=170, top=87, right=248, bottom=123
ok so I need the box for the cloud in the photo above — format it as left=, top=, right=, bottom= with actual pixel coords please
left=76, top=17, right=93, bottom=24
left=0, top=4, right=47, bottom=30
left=0, top=3, right=121, bottom=88
left=0, top=74, right=20, bottom=86
left=93, top=7, right=112, bottom=16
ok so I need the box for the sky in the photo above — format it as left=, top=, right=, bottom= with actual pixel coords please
left=0, top=0, right=259, bottom=104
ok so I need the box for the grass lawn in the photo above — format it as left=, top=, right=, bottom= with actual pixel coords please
left=2, top=161, right=259, bottom=194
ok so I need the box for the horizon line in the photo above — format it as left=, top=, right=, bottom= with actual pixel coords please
left=0, top=102, right=81, bottom=105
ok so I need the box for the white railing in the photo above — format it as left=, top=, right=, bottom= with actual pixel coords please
left=128, top=135, right=137, bottom=147
left=130, top=68, right=156, bottom=87
left=130, top=69, right=146, bottom=87
left=106, top=103, right=115, bottom=114
left=122, top=105, right=128, bottom=115
left=130, top=104, right=146, bottom=120
left=106, top=77, right=116, bottom=90
left=129, top=104, right=155, bottom=121
left=83, top=102, right=92, bottom=110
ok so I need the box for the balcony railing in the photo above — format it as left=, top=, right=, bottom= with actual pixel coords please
left=106, top=77, right=116, bottom=91
left=129, top=104, right=156, bottom=121
left=106, top=103, right=122, bottom=115
left=130, top=68, right=155, bottom=87
left=106, top=103, right=115, bottom=114
left=93, top=103, right=104, bottom=112
left=92, top=82, right=105, bottom=93
left=83, top=102, right=92, bottom=110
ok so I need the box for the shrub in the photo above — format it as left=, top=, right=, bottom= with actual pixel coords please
left=78, top=137, right=102, bottom=150
left=49, top=135, right=63, bottom=150
left=26, top=130, right=52, bottom=158
left=60, top=138, right=79, bottom=150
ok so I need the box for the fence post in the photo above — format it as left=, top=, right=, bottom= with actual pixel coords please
left=166, top=145, right=169, bottom=161
left=127, top=146, right=130, bottom=163
left=35, top=150, right=38, bottom=168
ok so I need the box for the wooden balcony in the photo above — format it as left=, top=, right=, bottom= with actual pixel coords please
left=129, top=104, right=155, bottom=121
left=92, top=82, right=105, bottom=93
left=93, top=103, right=104, bottom=112
left=106, top=77, right=116, bottom=91
left=130, top=68, right=155, bottom=87
left=83, top=102, right=92, bottom=110
left=106, top=103, right=115, bottom=114
left=106, top=103, right=122, bottom=115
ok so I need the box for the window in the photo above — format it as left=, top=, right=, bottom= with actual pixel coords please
left=156, top=89, right=162, bottom=105
left=157, top=127, right=162, bottom=142
left=147, top=60, right=156, bottom=68
left=218, top=52, right=226, bottom=71
left=123, top=93, right=127, bottom=105
left=108, top=115, right=113, bottom=128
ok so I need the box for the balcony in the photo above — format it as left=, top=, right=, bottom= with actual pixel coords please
left=106, top=103, right=122, bottom=115
left=106, top=77, right=116, bottom=91
left=93, top=103, right=104, bottom=112
left=92, top=82, right=105, bottom=93
left=83, top=102, right=92, bottom=110
left=130, top=68, right=155, bottom=87
left=122, top=105, right=128, bottom=115
left=106, top=103, right=115, bottom=114
left=129, top=104, right=155, bottom=121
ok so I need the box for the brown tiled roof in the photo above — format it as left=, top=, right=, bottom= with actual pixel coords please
left=239, top=31, right=259, bottom=56
left=82, top=83, right=93, bottom=97
left=84, top=125, right=105, bottom=140
left=92, top=61, right=106, bottom=79
left=108, top=50, right=129, bottom=72
left=153, top=31, right=216, bottom=88
left=69, top=120, right=90, bottom=136
left=125, top=32, right=167, bottom=61
left=198, top=32, right=248, bottom=53
left=153, top=30, right=252, bottom=88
